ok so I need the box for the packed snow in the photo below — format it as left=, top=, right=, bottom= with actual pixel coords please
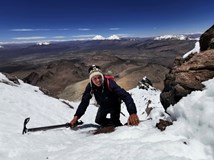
left=183, top=41, right=200, bottom=59
left=0, top=72, right=213, bottom=160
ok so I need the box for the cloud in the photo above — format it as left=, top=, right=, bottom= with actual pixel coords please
left=10, top=29, right=50, bottom=32
left=109, top=28, right=120, bottom=30
left=10, top=29, right=34, bottom=31
left=77, top=28, right=91, bottom=31
left=52, top=36, right=66, bottom=39
left=13, top=36, right=46, bottom=40
left=56, top=28, right=70, bottom=31
left=72, top=34, right=96, bottom=38
left=10, top=28, right=71, bottom=32
left=116, top=33, right=133, bottom=37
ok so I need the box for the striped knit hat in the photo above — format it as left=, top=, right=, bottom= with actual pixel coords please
left=88, top=65, right=104, bottom=85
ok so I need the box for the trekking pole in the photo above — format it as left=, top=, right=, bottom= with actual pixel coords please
left=22, top=117, right=83, bottom=135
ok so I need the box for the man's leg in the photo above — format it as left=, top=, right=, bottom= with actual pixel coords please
left=95, top=107, right=113, bottom=127
left=110, top=105, right=123, bottom=127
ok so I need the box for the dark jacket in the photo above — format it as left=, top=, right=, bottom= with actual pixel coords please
left=74, top=78, right=137, bottom=118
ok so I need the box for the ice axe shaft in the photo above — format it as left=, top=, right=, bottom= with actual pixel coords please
left=22, top=117, right=83, bottom=135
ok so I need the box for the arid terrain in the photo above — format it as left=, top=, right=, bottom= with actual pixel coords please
left=0, top=38, right=197, bottom=100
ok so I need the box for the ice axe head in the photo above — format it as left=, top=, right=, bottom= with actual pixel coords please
left=22, top=117, right=30, bottom=135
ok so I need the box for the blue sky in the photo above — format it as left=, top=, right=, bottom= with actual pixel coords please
left=0, top=0, right=213, bottom=43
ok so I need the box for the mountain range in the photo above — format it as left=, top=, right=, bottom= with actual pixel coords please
left=0, top=36, right=198, bottom=100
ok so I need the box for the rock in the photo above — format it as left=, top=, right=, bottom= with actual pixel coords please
left=93, top=126, right=115, bottom=135
left=199, top=25, right=214, bottom=51
left=156, top=119, right=173, bottom=131
left=160, top=49, right=214, bottom=110
left=23, top=72, right=40, bottom=85
left=138, top=76, right=153, bottom=90
left=5, top=74, right=20, bottom=85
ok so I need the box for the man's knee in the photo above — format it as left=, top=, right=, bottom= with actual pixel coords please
left=95, top=117, right=102, bottom=125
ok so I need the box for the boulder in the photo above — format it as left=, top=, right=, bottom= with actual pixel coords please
left=199, top=25, right=214, bottom=51
left=160, top=49, right=214, bottom=110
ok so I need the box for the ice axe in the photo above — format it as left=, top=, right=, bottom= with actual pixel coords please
left=22, top=117, right=83, bottom=135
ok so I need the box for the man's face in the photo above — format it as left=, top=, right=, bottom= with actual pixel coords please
left=91, top=75, right=103, bottom=87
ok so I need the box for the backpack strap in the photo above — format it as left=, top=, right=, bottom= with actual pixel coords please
left=106, top=78, right=112, bottom=92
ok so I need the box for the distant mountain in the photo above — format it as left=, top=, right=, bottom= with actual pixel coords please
left=154, top=33, right=201, bottom=41
left=93, top=35, right=120, bottom=40
left=0, top=38, right=197, bottom=99
left=154, top=35, right=188, bottom=40
left=36, top=42, right=50, bottom=46
left=107, top=35, right=120, bottom=40
left=92, top=35, right=105, bottom=40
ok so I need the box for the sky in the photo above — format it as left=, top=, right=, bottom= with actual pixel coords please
left=0, top=0, right=213, bottom=43
left=0, top=57, right=214, bottom=160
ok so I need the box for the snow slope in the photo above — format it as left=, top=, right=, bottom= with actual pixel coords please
left=0, top=73, right=213, bottom=160
left=183, top=41, right=200, bottom=59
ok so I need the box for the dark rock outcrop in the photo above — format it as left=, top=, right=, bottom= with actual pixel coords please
left=160, top=49, right=214, bottom=110
left=5, top=74, right=20, bottom=85
left=23, top=72, right=40, bottom=85
left=199, top=25, right=214, bottom=51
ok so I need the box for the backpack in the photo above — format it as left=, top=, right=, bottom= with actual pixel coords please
left=104, top=75, right=114, bottom=92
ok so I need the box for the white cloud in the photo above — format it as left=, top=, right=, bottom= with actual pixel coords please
left=52, top=36, right=66, bottom=39
left=78, top=28, right=91, bottom=31
left=109, top=28, right=120, bottom=30
left=13, top=36, right=46, bottom=40
left=10, top=28, right=71, bottom=32
left=10, top=29, right=34, bottom=31
left=57, top=28, right=70, bottom=31
left=72, top=34, right=96, bottom=38
left=10, top=28, right=50, bottom=32
left=116, top=33, right=133, bottom=37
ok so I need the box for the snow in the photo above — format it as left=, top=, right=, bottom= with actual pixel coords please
left=107, top=35, right=120, bottom=40
left=183, top=41, right=200, bottom=59
left=154, top=34, right=188, bottom=40
left=92, top=35, right=105, bottom=40
left=92, top=35, right=120, bottom=40
left=0, top=72, right=214, bottom=160
left=36, top=42, right=50, bottom=45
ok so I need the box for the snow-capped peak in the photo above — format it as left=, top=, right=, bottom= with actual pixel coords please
left=36, top=42, right=50, bottom=45
left=107, top=35, right=120, bottom=40
left=92, top=35, right=120, bottom=40
left=154, top=34, right=188, bottom=40
left=92, top=35, right=105, bottom=40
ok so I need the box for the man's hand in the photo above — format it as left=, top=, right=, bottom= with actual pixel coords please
left=128, top=114, right=140, bottom=126
left=70, top=116, right=78, bottom=128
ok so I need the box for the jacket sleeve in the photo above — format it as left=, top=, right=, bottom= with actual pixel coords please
left=109, top=80, right=137, bottom=115
left=74, top=83, right=92, bottom=118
